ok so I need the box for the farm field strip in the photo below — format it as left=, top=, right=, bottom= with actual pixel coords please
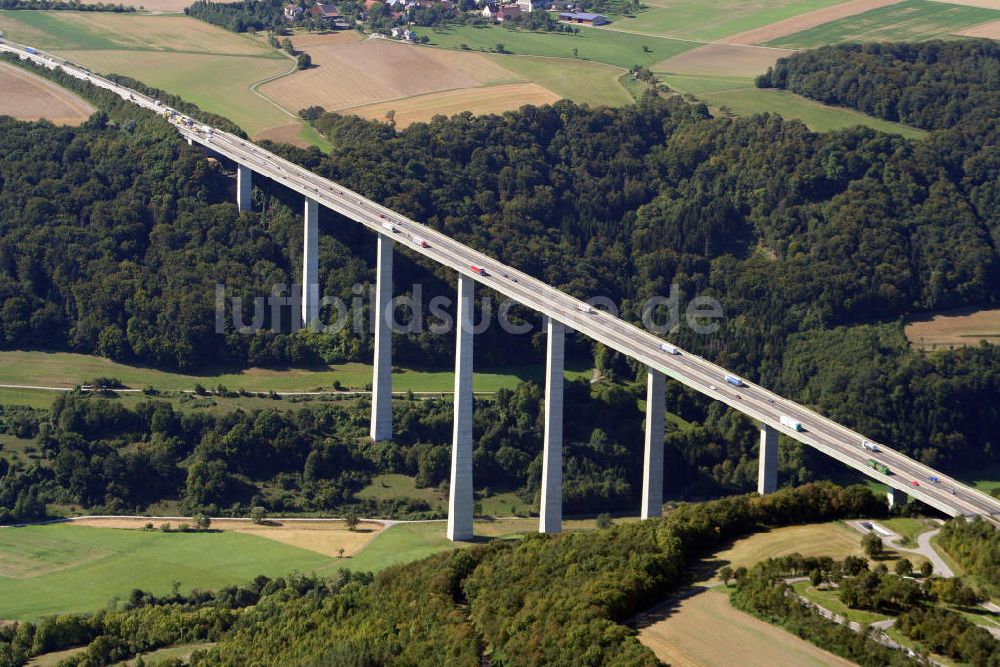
left=766, top=0, right=1000, bottom=46
left=717, top=0, right=907, bottom=44
left=602, top=0, right=851, bottom=42
left=0, top=60, right=95, bottom=123
left=347, top=83, right=561, bottom=128
left=414, top=23, right=695, bottom=69
left=637, top=587, right=857, bottom=667
left=904, top=307, right=1000, bottom=349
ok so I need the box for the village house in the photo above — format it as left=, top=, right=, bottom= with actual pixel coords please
left=283, top=3, right=303, bottom=20
left=308, top=2, right=339, bottom=20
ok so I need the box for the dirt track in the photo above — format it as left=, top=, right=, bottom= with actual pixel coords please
left=718, top=0, right=907, bottom=45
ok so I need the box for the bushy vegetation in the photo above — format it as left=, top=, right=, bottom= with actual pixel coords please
left=0, top=483, right=886, bottom=667
left=1, top=373, right=832, bottom=521
left=731, top=564, right=913, bottom=666
left=896, top=606, right=1000, bottom=666
left=0, top=0, right=134, bottom=10
left=731, top=551, right=999, bottom=666
left=756, top=40, right=1000, bottom=130
left=938, top=517, right=1000, bottom=596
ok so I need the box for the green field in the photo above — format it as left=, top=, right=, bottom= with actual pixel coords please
left=603, top=0, right=848, bottom=42
left=659, top=73, right=928, bottom=137
left=356, top=474, right=534, bottom=516
left=791, top=579, right=894, bottom=625
left=0, top=516, right=630, bottom=620
left=417, top=24, right=695, bottom=69
left=491, top=54, right=634, bottom=107
left=0, top=524, right=336, bottom=620
left=768, top=0, right=1000, bottom=48
left=0, top=11, right=299, bottom=137
left=0, top=350, right=592, bottom=395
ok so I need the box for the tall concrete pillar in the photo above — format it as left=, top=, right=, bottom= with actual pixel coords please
left=447, top=275, right=474, bottom=541
left=887, top=487, right=908, bottom=509
left=302, top=197, right=320, bottom=329
left=539, top=318, right=565, bottom=534
left=758, top=423, right=778, bottom=495
left=641, top=368, right=666, bottom=519
left=237, top=164, right=252, bottom=212
left=186, top=136, right=193, bottom=146
left=370, top=234, right=393, bottom=442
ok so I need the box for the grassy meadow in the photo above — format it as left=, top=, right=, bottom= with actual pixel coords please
left=0, top=524, right=334, bottom=620
left=658, top=73, right=928, bottom=137
left=0, top=350, right=592, bottom=395
left=416, top=23, right=695, bottom=69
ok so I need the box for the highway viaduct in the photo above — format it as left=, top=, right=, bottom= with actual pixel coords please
left=4, top=42, right=999, bottom=538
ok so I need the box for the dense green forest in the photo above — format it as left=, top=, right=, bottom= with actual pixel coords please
left=0, top=483, right=885, bottom=667
left=186, top=0, right=286, bottom=33
left=938, top=517, right=1000, bottom=597
left=756, top=40, right=1000, bottom=130
left=1, top=51, right=1000, bottom=486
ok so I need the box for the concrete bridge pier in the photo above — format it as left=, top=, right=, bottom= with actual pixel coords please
left=237, top=164, right=252, bottom=212
left=887, top=487, right=908, bottom=509
left=539, top=318, right=565, bottom=534
left=302, top=197, right=320, bottom=329
left=758, top=423, right=778, bottom=494
left=641, top=368, right=666, bottom=519
left=370, top=235, right=393, bottom=442
left=447, top=275, right=475, bottom=541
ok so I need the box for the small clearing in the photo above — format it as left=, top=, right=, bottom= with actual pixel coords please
left=0, top=61, right=95, bottom=124
left=719, top=0, right=907, bottom=44
left=905, top=307, right=1000, bottom=350
left=654, top=43, right=796, bottom=77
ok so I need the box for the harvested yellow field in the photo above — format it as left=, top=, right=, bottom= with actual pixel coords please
left=70, top=517, right=383, bottom=558
left=711, top=521, right=864, bottom=573
left=955, top=16, right=1000, bottom=34
left=260, top=34, right=519, bottom=112
left=719, top=0, right=907, bottom=44
left=349, top=83, right=561, bottom=128
left=638, top=588, right=856, bottom=667
left=653, top=43, right=796, bottom=77
left=0, top=61, right=95, bottom=124
left=905, top=307, right=1000, bottom=349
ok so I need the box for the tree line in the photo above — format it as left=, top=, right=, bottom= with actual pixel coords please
left=756, top=40, right=1000, bottom=130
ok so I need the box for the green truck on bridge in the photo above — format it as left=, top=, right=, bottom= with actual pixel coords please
left=867, top=458, right=890, bottom=475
